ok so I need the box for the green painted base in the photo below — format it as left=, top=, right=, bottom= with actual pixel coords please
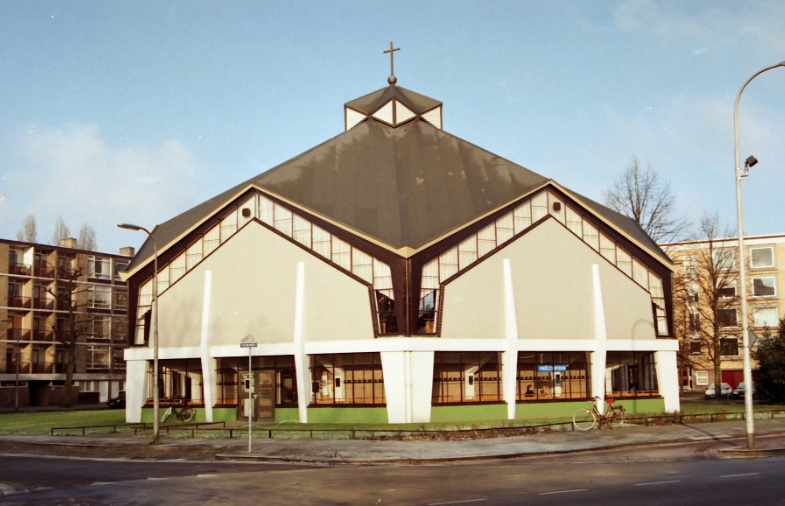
left=306, top=407, right=388, bottom=424
left=430, top=403, right=507, bottom=423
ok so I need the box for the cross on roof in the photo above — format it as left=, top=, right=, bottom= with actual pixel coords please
left=384, top=41, right=400, bottom=85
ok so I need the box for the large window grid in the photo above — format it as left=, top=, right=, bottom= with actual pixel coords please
left=606, top=351, right=659, bottom=398
left=135, top=191, right=395, bottom=335
left=310, top=353, right=385, bottom=406
left=215, top=356, right=297, bottom=407
left=421, top=189, right=669, bottom=335
left=432, top=352, right=502, bottom=404
left=516, top=352, right=589, bottom=401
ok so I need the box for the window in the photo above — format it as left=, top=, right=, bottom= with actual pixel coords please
left=688, top=313, right=701, bottom=333
left=88, top=256, right=111, bottom=280
left=87, top=286, right=111, bottom=309
left=713, top=249, right=736, bottom=272
left=91, top=316, right=110, bottom=339
left=684, top=256, right=698, bottom=279
left=752, top=276, right=776, bottom=297
left=114, top=289, right=128, bottom=310
left=417, top=289, right=438, bottom=333
left=695, top=370, right=709, bottom=386
left=687, top=284, right=699, bottom=304
left=717, top=282, right=736, bottom=299
left=753, top=307, right=779, bottom=328
left=750, top=247, right=774, bottom=269
left=721, top=338, right=739, bottom=357
left=86, top=346, right=110, bottom=370
left=114, top=260, right=129, bottom=281
left=310, top=353, right=385, bottom=406
left=718, top=308, right=738, bottom=327
left=516, top=352, right=588, bottom=401
left=433, top=352, right=502, bottom=404
left=689, top=341, right=702, bottom=355
left=606, top=351, right=659, bottom=397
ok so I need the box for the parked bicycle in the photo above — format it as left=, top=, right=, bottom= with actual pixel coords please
left=572, top=396, right=626, bottom=431
left=160, top=398, right=196, bottom=423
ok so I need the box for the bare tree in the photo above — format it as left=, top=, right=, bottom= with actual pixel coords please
left=602, top=157, right=688, bottom=243
left=78, top=224, right=97, bottom=251
left=47, top=259, right=92, bottom=408
left=672, top=213, right=738, bottom=394
left=16, top=214, right=37, bottom=242
left=51, top=217, right=71, bottom=246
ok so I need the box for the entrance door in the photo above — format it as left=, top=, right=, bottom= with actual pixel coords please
left=257, top=371, right=274, bottom=420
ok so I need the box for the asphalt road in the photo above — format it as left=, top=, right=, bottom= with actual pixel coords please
left=2, top=436, right=785, bottom=505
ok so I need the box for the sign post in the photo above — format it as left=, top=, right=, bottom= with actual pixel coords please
left=240, top=340, right=257, bottom=453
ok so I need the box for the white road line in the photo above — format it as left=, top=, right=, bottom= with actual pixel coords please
left=539, top=489, right=588, bottom=495
left=721, top=473, right=761, bottom=478
left=197, top=474, right=220, bottom=478
left=428, top=499, right=488, bottom=505
left=634, top=480, right=681, bottom=487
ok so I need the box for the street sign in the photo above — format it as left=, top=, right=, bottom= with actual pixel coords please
left=240, top=342, right=257, bottom=348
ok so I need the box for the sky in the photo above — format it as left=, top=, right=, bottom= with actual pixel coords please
left=1, top=1, right=784, bottom=255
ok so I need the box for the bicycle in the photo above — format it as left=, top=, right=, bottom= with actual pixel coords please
left=160, top=398, right=196, bottom=423
left=572, top=396, right=626, bottom=431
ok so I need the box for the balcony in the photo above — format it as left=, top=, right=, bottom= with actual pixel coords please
left=6, top=329, right=31, bottom=341
left=31, top=329, right=56, bottom=342
left=33, top=264, right=54, bottom=278
left=6, top=296, right=31, bottom=309
left=32, top=297, right=55, bottom=310
left=9, top=262, right=31, bottom=275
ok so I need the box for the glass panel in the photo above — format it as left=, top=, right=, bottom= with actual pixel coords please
left=439, top=248, right=458, bottom=282
left=331, top=237, right=351, bottom=271
left=292, top=215, right=312, bottom=248
left=477, top=224, right=496, bottom=258
left=495, top=214, right=514, bottom=245
left=352, top=248, right=373, bottom=284
left=752, top=276, right=776, bottom=297
left=513, top=200, right=532, bottom=233
left=312, top=225, right=331, bottom=258
left=458, top=237, right=478, bottom=269
left=750, top=247, right=774, bottom=268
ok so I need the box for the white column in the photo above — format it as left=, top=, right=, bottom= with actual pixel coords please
left=292, top=262, right=309, bottom=423
left=502, top=259, right=519, bottom=420
left=591, top=264, right=608, bottom=414
left=199, top=270, right=215, bottom=422
left=381, top=350, right=435, bottom=423
left=124, top=360, right=147, bottom=423
left=655, top=350, right=681, bottom=413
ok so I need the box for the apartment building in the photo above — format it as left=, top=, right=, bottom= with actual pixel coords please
left=0, top=238, right=133, bottom=408
left=666, top=234, right=785, bottom=393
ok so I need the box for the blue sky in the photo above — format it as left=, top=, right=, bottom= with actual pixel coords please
left=2, top=1, right=784, bottom=254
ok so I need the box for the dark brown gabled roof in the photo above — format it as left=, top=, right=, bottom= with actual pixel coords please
left=125, top=85, right=672, bottom=275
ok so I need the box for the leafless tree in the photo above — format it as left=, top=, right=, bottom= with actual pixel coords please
left=51, top=217, right=71, bottom=246
left=602, top=157, right=689, bottom=244
left=16, top=214, right=37, bottom=242
left=78, top=224, right=97, bottom=251
left=672, top=213, right=738, bottom=394
left=47, top=259, right=92, bottom=408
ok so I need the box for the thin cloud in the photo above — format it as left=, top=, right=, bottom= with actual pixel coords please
left=1, top=123, right=208, bottom=250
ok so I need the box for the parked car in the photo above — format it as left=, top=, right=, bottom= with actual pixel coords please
left=704, top=383, right=732, bottom=399
left=106, top=392, right=126, bottom=409
left=733, top=382, right=756, bottom=399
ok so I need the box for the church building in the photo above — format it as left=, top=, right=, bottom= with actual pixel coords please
left=121, top=52, right=680, bottom=424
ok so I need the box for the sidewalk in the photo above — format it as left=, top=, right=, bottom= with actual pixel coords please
left=1, top=418, right=784, bottom=464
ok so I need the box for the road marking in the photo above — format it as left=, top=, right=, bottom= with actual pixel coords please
left=539, top=489, right=588, bottom=495
left=721, top=473, right=760, bottom=478
left=428, top=499, right=487, bottom=505
left=197, top=474, right=220, bottom=478
left=635, top=480, right=680, bottom=486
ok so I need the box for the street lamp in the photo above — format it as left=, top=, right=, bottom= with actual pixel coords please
left=118, top=223, right=160, bottom=444
left=733, top=60, right=785, bottom=450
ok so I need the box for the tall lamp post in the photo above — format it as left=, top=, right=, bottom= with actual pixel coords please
left=733, top=61, right=785, bottom=450
left=118, top=223, right=160, bottom=444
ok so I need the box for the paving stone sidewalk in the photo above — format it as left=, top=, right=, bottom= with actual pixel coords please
left=1, top=418, right=784, bottom=464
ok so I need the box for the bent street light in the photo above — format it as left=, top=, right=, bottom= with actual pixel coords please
left=118, top=223, right=160, bottom=444
left=733, top=60, right=785, bottom=450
